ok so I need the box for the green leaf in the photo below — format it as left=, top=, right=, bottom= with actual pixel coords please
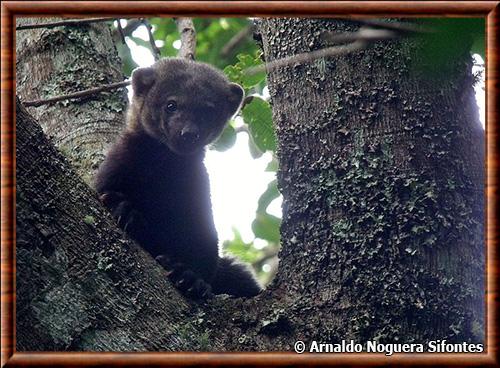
left=162, top=34, right=181, bottom=57
left=210, top=124, right=237, bottom=151
left=248, top=135, right=264, bottom=159
left=150, top=18, right=177, bottom=42
left=242, top=97, right=277, bottom=153
left=265, top=156, right=279, bottom=172
left=223, top=227, right=263, bottom=263
left=417, top=18, right=485, bottom=75
left=471, top=33, right=485, bottom=60
left=252, top=213, right=281, bottom=243
left=194, top=19, right=258, bottom=69
left=257, top=179, right=280, bottom=213
left=224, top=52, right=266, bottom=89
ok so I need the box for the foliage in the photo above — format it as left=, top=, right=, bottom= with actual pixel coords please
left=223, top=228, right=264, bottom=264
left=241, top=97, right=277, bottom=153
left=252, top=179, right=280, bottom=243
left=209, top=122, right=237, bottom=152
left=224, top=52, right=266, bottom=90
left=416, top=18, right=485, bottom=76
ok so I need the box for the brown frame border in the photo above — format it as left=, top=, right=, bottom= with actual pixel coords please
left=1, top=1, right=498, bottom=366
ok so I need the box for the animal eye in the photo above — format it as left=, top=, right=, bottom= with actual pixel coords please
left=165, top=100, right=177, bottom=113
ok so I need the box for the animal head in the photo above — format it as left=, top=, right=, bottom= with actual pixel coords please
left=130, top=58, right=244, bottom=155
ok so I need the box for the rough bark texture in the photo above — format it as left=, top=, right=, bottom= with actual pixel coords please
left=257, top=18, right=484, bottom=344
left=15, top=17, right=484, bottom=353
left=15, top=99, right=212, bottom=351
left=16, top=18, right=127, bottom=183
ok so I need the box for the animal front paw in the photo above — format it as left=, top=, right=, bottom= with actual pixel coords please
left=156, top=255, right=213, bottom=299
left=113, top=200, right=142, bottom=231
left=99, top=191, right=146, bottom=240
left=99, top=190, right=126, bottom=208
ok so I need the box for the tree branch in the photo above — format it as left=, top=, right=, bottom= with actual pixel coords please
left=176, top=18, right=196, bottom=60
left=341, top=18, right=433, bottom=35
left=20, top=19, right=196, bottom=107
left=23, top=80, right=130, bottom=108
left=122, top=19, right=143, bottom=34
left=16, top=17, right=119, bottom=30
left=21, top=21, right=414, bottom=107
left=116, top=19, right=127, bottom=45
left=246, top=40, right=368, bottom=76
left=141, top=19, right=162, bottom=61
left=247, top=21, right=432, bottom=76
left=112, top=19, right=143, bottom=46
left=321, top=26, right=399, bottom=45
left=221, top=25, right=252, bottom=58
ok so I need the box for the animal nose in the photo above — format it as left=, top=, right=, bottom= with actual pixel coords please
left=180, top=127, right=200, bottom=145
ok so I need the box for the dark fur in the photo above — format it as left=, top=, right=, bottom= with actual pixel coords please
left=94, top=58, right=261, bottom=298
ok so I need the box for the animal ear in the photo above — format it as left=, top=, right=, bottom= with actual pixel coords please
left=227, top=83, right=245, bottom=115
left=131, top=67, right=156, bottom=97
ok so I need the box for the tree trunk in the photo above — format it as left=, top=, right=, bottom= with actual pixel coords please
left=257, top=18, right=484, bottom=343
left=14, top=16, right=484, bottom=356
left=16, top=18, right=127, bottom=183
left=15, top=99, right=212, bottom=351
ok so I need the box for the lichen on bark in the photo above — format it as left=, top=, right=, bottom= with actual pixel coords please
left=16, top=18, right=128, bottom=183
left=257, top=18, right=484, bottom=343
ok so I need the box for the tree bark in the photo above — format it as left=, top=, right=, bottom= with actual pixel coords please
left=257, top=18, right=484, bottom=343
left=16, top=18, right=127, bottom=184
left=15, top=16, right=485, bottom=354
left=15, top=98, right=210, bottom=351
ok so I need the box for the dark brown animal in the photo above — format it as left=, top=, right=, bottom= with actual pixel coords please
left=95, top=58, right=261, bottom=298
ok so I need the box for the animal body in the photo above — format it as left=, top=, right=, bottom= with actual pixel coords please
left=95, top=58, right=261, bottom=298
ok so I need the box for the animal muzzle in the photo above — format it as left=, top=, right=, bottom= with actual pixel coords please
left=180, top=126, right=200, bottom=146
